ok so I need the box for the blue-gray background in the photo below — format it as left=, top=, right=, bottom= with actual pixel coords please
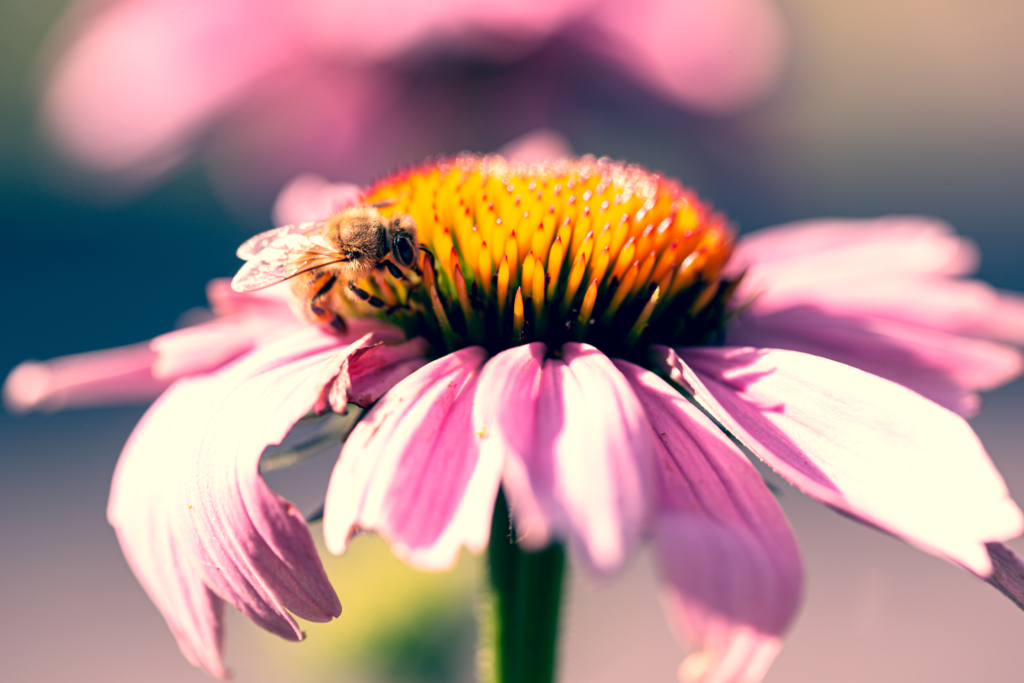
left=2, top=2, right=1024, bottom=682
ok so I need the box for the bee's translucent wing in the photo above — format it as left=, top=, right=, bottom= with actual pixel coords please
left=232, top=233, right=347, bottom=292
left=236, top=221, right=321, bottom=260
left=364, top=198, right=397, bottom=209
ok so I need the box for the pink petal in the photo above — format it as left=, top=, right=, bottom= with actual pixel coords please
left=657, top=345, right=1023, bottom=575
left=1, top=279, right=317, bottom=414
left=740, top=273, right=1024, bottom=343
left=323, top=347, right=501, bottom=570
left=271, top=173, right=365, bottom=226
left=728, top=217, right=1024, bottom=348
left=727, top=307, right=1022, bottom=416
left=472, top=343, right=550, bottom=545
left=150, top=313, right=299, bottom=380
left=3, top=342, right=170, bottom=414
left=475, top=343, right=653, bottom=576
left=616, top=360, right=801, bottom=683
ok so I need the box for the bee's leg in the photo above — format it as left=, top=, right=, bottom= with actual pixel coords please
left=384, top=302, right=411, bottom=315
left=347, top=281, right=386, bottom=308
left=307, top=274, right=347, bottom=332
left=411, top=245, right=433, bottom=276
left=379, top=260, right=407, bottom=281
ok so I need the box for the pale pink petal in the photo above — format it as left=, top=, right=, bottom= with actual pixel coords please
left=272, top=173, right=364, bottom=225
left=657, top=345, right=1024, bottom=575
left=727, top=217, right=979, bottom=287
left=587, top=0, right=787, bottom=113
left=617, top=360, right=801, bottom=683
left=475, top=343, right=653, bottom=575
left=3, top=342, right=170, bottom=414
left=497, top=128, right=574, bottom=164
left=323, top=347, right=502, bottom=571
left=727, top=307, right=1022, bottom=416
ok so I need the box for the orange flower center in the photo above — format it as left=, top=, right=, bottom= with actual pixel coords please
left=357, top=154, right=737, bottom=358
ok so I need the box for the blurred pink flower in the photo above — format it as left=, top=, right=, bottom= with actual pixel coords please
left=8, top=154, right=1024, bottom=683
left=39, top=0, right=787, bottom=196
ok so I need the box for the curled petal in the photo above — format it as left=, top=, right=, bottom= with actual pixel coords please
left=327, top=336, right=430, bottom=411
left=178, top=332, right=403, bottom=637
left=3, top=342, right=170, bottom=414
left=657, top=345, right=1023, bottom=576
left=324, top=347, right=500, bottom=570
left=475, top=343, right=653, bottom=576
left=617, top=360, right=802, bottom=683
left=109, top=326, right=382, bottom=672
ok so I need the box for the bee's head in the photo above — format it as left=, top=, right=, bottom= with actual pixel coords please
left=389, top=215, right=419, bottom=269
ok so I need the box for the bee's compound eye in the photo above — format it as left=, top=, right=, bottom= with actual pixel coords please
left=394, top=235, right=416, bottom=267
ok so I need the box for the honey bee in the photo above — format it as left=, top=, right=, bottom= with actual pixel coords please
left=231, top=201, right=420, bottom=330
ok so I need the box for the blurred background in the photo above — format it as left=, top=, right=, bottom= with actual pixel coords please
left=2, top=0, right=1024, bottom=681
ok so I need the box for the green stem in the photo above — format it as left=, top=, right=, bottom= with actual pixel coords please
left=480, top=489, right=566, bottom=683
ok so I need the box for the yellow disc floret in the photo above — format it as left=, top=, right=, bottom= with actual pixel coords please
left=355, top=154, right=738, bottom=358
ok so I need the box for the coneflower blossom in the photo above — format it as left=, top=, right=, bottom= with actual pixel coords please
left=7, top=155, right=1024, bottom=683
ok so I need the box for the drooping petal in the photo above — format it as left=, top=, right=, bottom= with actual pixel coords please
left=657, top=345, right=1024, bottom=576
left=3, top=342, right=171, bottom=413
left=474, top=343, right=653, bottom=576
left=177, top=338, right=386, bottom=638
left=109, top=325, right=389, bottom=672
left=616, top=360, right=802, bottom=683
left=324, top=347, right=501, bottom=570
left=726, top=306, right=1022, bottom=416
left=108, top=378, right=228, bottom=678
